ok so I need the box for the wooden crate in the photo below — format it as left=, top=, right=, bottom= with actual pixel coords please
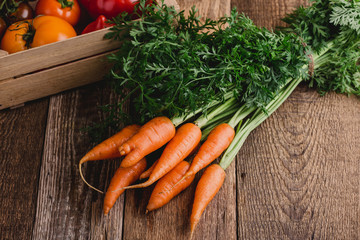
left=0, top=0, right=179, bottom=110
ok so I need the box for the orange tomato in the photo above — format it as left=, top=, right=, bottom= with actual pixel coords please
left=1, top=16, right=77, bottom=54
left=35, top=0, right=81, bottom=26
left=0, top=21, right=29, bottom=53
left=31, top=16, right=77, bottom=47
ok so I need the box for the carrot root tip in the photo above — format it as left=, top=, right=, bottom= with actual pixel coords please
left=104, top=209, right=109, bottom=215
left=190, top=230, right=195, bottom=240
left=119, top=180, right=153, bottom=190
left=139, top=175, right=147, bottom=180
left=167, top=173, right=193, bottom=193
left=79, top=163, right=104, bottom=194
left=190, top=221, right=198, bottom=240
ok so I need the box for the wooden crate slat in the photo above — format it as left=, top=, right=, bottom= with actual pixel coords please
left=0, top=50, right=115, bottom=110
left=0, top=50, right=8, bottom=57
left=0, top=28, right=121, bottom=82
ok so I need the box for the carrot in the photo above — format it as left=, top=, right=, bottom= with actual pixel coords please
left=121, top=123, right=201, bottom=190
left=103, top=158, right=147, bottom=215
left=139, top=159, right=158, bottom=180
left=190, top=164, right=225, bottom=238
left=182, top=123, right=234, bottom=181
left=119, top=116, right=176, bottom=168
left=79, top=124, right=140, bottom=193
left=80, top=124, right=140, bottom=164
left=146, top=161, right=195, bottom=212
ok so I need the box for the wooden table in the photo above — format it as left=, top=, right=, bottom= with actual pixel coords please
left=1, top=0, right=360, bottom=239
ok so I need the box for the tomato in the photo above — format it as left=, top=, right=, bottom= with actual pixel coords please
left=81, top=15, right=113, bottom=34
left=35, top=0, right=80, bottom=26
left=0, top=18, right=6, bottom=39
left=1, top=16, right=77, bottom=54
left=79, top=0, right=152, bottom=19
left=0, top=20, right=29, bottom=53
left=8, top=2, right=34, bottom=24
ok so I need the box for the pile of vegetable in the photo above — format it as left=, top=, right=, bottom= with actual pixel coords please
left=0, top=0, right=146, bottom=53
left=79, top=0, right=359, bottom=237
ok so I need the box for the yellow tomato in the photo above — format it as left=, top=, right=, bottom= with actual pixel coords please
left=1, top=16, right=77, bottom=54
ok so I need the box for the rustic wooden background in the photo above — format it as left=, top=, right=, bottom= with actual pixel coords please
left=1, top=0, right=360, bottom=239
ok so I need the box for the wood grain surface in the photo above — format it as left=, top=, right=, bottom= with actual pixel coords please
left=31, top=83, right=127, bottom=240
left=236, top=84, right=360, bottom=239
left=0, top=99, right=49, bottom=240
left=0, top=1, right=359, bottom=240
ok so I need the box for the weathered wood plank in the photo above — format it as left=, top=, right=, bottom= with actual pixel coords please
left=233, top=1, right=360, bottom=239
left=0, top=99, right=49, bottom=240
left=31, top=83, right=125, bottom=240
left=0, top=50, right=8, bottom=57
left=0, top=28, right=121, bottom=82
left=236, top=84, right=360, bottom=239
left=0, top=51, right=114, bottom=110
left=232, top=0, right=307, bottom=29
left=122, top=164, right=237, bottom=240
left=122, top=1, right=237, bottom=240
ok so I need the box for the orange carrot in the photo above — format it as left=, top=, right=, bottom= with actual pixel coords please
left=190, top=164, right=225, bottom=238
left=79, top=124, right=140, bottom=193
left=122, top=123, right=201, bottom=190
left=139, top=159, right=158, bottom=180
left=146, top=161, right=195, bottom=212
left=119, top=116, right=176, bottom=168
left=183, top=123, right=234, bottom=180
left=103, top=158, right=147, bottom=215
left=80, top=124, right=140, bottom=164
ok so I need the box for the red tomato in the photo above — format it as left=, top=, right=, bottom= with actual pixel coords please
left=35, top=0, right=81, bottom=26
left=1, top=16, right=77, bottom=54
left=79, top=0, right=152, bottom=19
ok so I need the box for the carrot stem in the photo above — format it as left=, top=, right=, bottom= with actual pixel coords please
left=227, top=105, right=256, bottom=129
left=195, top=97, right=238, bottom=129
left=219, top=76, right=303, bottom=170
left=199, top=110, right=240, bottom=141
left=171, top=91, right=234, bottom=127
left=200, top=117, right=228, bottom=141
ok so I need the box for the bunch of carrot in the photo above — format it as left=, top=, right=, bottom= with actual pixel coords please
left=79, top=98, right=244, bottom=236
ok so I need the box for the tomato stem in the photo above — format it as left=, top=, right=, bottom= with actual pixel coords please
left=8, top=20, right=34, bottom=49
left=0, top=0, right=20, bottom=18
left=57, top=0, right=74, bottom=9
left=18, top=20, right=35, bottom=49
